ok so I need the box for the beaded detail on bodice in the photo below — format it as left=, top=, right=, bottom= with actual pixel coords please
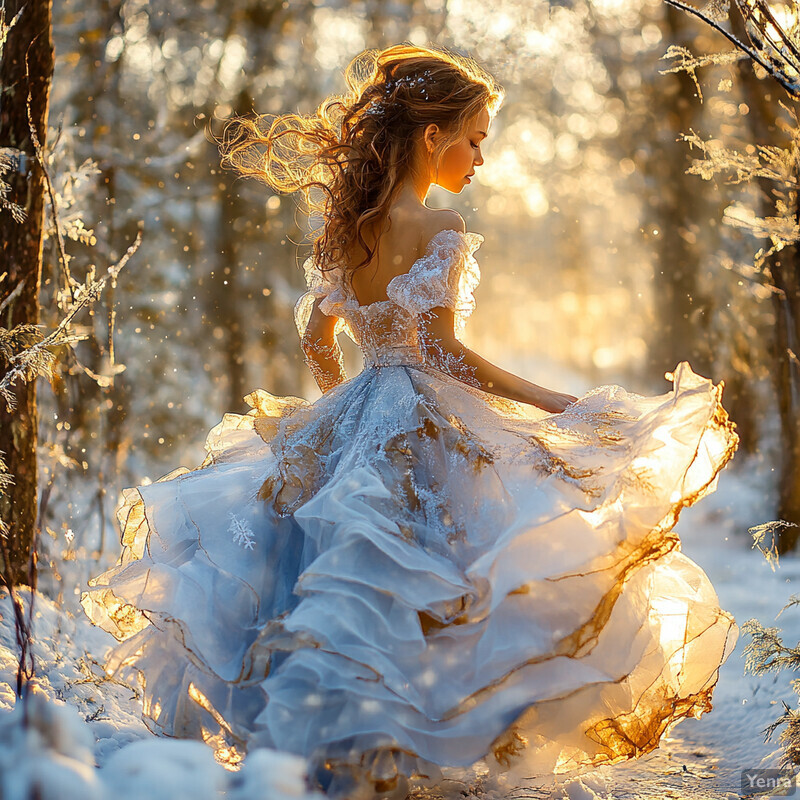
left=294, top=229, right=484, bottom=373
left=338, top=301, right=427, bottom=367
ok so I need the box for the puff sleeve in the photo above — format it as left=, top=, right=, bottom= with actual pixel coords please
left=386, top=229, right=484, bottom=338
left=293, top=256, right=352, bottom=341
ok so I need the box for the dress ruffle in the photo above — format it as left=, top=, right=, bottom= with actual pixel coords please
left=386, top=230, right=483, bottom=336
left=293, top=229, right=484, bottom=342
left=293, top=260, right=353, bottom=343
left=82, top=360, right=739, bottom=794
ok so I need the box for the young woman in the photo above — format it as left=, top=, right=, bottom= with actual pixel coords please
left=82, top=43, right=739, bottom=800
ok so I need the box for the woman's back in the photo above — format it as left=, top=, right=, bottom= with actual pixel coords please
left=346, top=206, right=460, bottom=306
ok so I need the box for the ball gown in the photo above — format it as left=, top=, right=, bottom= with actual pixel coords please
left=81, top=228, right=740, bottom=798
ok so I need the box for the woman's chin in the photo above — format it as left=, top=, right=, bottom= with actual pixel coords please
left=432, top=178, right=466, bottom=194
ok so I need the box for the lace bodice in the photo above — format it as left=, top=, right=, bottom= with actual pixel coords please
left=294, top=229, right=484, bottom=385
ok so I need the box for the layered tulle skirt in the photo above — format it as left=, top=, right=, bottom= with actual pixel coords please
left=81, top=360, right=739, bottom=795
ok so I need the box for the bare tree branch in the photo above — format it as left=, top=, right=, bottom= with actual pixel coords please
left=24, top=46, right=74, bottom=299
left=0, top=228, right=142, bottom=410
left=663, top=0, right=800, bottom=98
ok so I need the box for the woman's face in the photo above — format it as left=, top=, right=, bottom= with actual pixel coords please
left=428, top=106, right=491, bottom=194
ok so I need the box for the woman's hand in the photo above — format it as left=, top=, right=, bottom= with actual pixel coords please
left=534, top=389, right=580, bottom=414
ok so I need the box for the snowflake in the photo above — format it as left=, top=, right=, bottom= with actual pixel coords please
left=228, top=513, right=255, bottom=550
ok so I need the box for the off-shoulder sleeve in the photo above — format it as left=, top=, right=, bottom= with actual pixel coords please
left=293, top=255, right=352, bottom=340
left=386, top=229, right=484, bottom=338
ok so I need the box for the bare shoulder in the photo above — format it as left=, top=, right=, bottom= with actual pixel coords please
left=418, top=208, right=466, bottom=251
left=426, top=208, right=466, bottom=236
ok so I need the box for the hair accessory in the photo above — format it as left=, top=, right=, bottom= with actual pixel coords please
left=385, top=68, right=434, bottom=98
left=364, top=68, right=435, bottom=117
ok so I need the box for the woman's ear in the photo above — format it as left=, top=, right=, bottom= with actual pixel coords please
left=423, top=123, right=439, bottom=155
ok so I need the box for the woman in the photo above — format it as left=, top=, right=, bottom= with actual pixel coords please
left=82, top=42, right=739, bottom=800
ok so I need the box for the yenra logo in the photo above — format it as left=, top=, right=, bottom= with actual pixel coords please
left=740, top=769, right=796, bottom=796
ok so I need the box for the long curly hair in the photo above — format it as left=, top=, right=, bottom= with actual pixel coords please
left=218, top=43, right=504, bottom=275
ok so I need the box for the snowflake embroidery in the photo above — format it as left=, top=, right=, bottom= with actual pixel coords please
left=229, top=513, right=256, bottom=550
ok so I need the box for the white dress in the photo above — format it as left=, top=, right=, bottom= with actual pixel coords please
left=82, top=229, right=739, bottom=797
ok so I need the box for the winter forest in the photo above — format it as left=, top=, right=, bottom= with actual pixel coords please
left=3, top=0, right=800, bottom=797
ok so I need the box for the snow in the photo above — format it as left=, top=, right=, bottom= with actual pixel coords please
left=0, top=589, right=324, bottom=799
left=0, top=446, right=797, bottom=799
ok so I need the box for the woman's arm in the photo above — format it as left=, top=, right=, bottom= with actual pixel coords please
left=419, top=306, right=578, bottom=413
left=300, top=298, right=347, bottom=393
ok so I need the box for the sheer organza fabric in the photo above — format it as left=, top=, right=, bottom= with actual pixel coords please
left=82, top=229, right=739, bottom=796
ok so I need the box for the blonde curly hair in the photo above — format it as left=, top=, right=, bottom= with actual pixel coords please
left=218, top=43, right=504, bottom=276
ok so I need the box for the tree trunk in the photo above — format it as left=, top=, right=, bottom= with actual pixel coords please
left=729, top=6, right=800, bottom=553
left=647, top=6, right=715, bottom=383
left=212, top=88, right=250, bottom=413
left=770, top=245, right=800, bottom=553
left=0, top=0, right=55, bottom=585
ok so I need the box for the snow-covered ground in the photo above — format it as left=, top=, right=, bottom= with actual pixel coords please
left=0, top=587, right=324, bottom=800
left=0, top=445, right=795, bottom=800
